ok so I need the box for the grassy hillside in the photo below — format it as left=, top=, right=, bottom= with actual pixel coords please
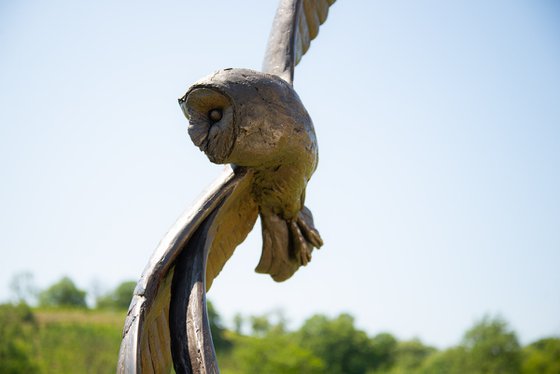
left=34, top=309, right=125, bottom=373
left=1, top=303, right=559, bottom=374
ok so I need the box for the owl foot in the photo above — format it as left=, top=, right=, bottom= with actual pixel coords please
left=289, top=207, right=323, bottom=267
left=297, top=206, right=323, bottom=248
left=255, top=206, right=323, bottom=282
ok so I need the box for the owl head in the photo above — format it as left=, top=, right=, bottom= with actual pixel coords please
left=179, top=68, right=316, bottom=168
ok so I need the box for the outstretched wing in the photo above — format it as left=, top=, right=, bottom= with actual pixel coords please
left=262, top=0, right=336, bottom=84
left=117, top=166, right=257, bottom=373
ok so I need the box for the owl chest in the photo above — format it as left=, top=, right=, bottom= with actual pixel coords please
left=250, top=165, right=306, bottom=219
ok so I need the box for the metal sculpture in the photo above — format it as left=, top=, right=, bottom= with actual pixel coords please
left=117, top=1, right=335, bottom=372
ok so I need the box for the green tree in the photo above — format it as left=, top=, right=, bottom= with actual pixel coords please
left=246, top=311, right=288, bottom=337
left=388, top=339, right=435, bottom=373
left=9, top=271, right=38, bottom=305
left=233, top=312, right=244, bottom=335
left=297, top=313, right=374, bottom=374
left=39, top=276, right=87, bottom=308
left=207, top=300, right=231, bottom=352
left=96, top=280, right=136, bottom=310
left=522, top=337, right=560, bottom=374
left=250, top=314, right=272, bottom=336
left=462, top=315, right=521, bottom=374
left=419, top=347, right=467, bottom=374
left=230, top=334, right=324, bottom=374
left=369, top=332, right=398, bottom=372
left=0, top=303, right=39, bottom=373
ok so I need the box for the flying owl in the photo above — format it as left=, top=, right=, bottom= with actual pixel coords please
left=118, top=1, right=336, bottom=373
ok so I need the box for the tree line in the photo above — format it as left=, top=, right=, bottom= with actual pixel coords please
left=1, top=274, right=559, bottom=373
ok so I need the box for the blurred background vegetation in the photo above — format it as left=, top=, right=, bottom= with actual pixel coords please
left=1, top=273, right=559, bottom=374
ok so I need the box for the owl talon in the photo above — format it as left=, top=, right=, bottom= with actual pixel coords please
left=289, top=220, right=308, bottom=266
left=288, top=206, right=323, bottom=267
left=301, top=246, right=312, bottom=266
left=296, top=207, right=323, bottom=249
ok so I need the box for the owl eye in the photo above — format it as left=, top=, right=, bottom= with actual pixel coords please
left=183, top=87, right=235, bottom=163
left=208, top=108, right=223, bottom=123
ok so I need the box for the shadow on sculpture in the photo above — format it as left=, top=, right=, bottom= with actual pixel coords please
left=117, top=0, right=336, bottom=372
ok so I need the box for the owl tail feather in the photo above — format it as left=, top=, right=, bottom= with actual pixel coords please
left=255, top=206, right=323, bottom=281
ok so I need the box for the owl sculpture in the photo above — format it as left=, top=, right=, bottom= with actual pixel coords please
left=118, top=1, right=335, bottom=373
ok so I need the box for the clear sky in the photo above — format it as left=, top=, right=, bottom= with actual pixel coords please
left=1, top=0, right=559, bottom=348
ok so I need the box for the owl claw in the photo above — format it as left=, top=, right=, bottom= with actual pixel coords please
left=297, top=206, right=323, bottom=249
left=302, top=246, right=312, bottom=266
left=289, top=206, right=323, bottom=267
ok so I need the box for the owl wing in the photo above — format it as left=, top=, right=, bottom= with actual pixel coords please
left=117, top=166, right=258, bottom=373
left=262, top=0, right=336, bottom=84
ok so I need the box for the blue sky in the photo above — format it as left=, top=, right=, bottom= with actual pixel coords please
left=1, top=0, right=559, bottom=348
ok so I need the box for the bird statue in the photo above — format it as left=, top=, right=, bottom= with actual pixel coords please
left=117, top=1, right=335, bottom=373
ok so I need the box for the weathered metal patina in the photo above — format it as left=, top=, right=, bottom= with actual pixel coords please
left=118, top=1, right=335, bottom=372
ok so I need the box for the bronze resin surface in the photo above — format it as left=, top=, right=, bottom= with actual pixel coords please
left=117, top=0, right=336, bottom=373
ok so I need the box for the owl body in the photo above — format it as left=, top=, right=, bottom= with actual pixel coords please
left=181, top=68, right=318, bottom=220
left=180, top=68, right=322, bottom=281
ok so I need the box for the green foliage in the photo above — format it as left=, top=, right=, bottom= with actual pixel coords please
left=420, top=316, right=523, bottom=374
left=2, top=276, right=558, bottom=374
left=96, top=280, right=136, bottom=310
left=227, top=334, right=324, bottom=374
left=247, top=310, right=287, bottom=336
left=249, top=314, right=272, bottom=336
left=0, top=303, right=40, bottom=373
left=232, top=312, right=244, bottom=334
left=297, top=313, right=374, bottom=374
left=522, top=337, right=560, bottom=374
left=207, top=300, right=232, bottom=352
left=462, top=315, right=522, bottom=374
left=419, top=346, right=468, bottom=374
left=369, top=332, right=398, bottom=371
left=387, top=339, right=435, bottom=373
left=35, top=310, right=123, bottom=373
left=38, top=277, right=87, bottom=308
left=9, top=271, right=38, bottom=305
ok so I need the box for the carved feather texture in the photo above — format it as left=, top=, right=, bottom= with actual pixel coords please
left=117, top=167, right=253, bottom=373
left=205, top=170, right=258, bottom=290
left=263, top=0, right=336, bottom=84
